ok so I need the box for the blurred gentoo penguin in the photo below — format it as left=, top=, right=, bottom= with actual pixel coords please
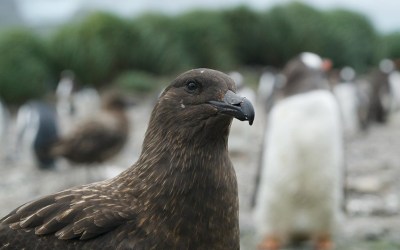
left=365, top=59, right=393, bottom=124
left=14, top=101, right=59, bottom=169
left=254, top=53, right=343, bottom=250
left=333, top=67, right=361, bottom=136
left=56, top=71, right=101, bottom=134
left=56, top=70, right=75, bottom=120
left=257, top=70, right=278, bottom=113
left=388, top=69, right=400, bottom=113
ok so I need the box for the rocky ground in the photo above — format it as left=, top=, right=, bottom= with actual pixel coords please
left=1, top=98, right=400, bottom=250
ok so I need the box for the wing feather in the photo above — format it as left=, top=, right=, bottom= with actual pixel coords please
left=1, top=183, right=136, bottom=242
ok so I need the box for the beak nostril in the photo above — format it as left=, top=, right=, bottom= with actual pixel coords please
left=232, top=102, right=242, bottom=107
left=223, top=90, right=245, bottom=106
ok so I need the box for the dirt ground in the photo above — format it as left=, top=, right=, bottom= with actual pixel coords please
left=1, top=99, right=400, bottom=250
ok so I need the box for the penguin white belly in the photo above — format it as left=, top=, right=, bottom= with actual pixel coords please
left=255, top=90, right=343, bottom=242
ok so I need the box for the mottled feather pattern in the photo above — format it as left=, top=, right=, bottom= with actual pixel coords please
left=1, top=181, right=136, bottom=242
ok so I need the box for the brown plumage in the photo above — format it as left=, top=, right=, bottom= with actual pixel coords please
left=0, top=68, right=255, bottom=250
left=51, top=92, right=130, bottom=164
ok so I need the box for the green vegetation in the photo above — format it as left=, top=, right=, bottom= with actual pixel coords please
left=381, top=32, right=400, bottom=59
left=113, top=70, right=163, bottom=93
left=50, top=12, right=135, bottom=87
left=172, top=10, right=237, bottom=71
left=128, top=14, right=190, bottom=75
left=0, top=29, right=51, bottom=104
left=324, top=9, right=379, bottom=71
left=260, top=3, right=330, bottom=66
left=221, top=6, right=270, bottom=66
left=1, top=2, right=400, bottom=103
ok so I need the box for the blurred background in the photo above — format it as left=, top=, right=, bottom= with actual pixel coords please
left=0, top=0, right=400, bottom=249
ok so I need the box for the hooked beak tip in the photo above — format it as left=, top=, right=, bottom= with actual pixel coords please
left=209, top=90, right=255, bottom=125
left=241, top=98, right=255, bottom=125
